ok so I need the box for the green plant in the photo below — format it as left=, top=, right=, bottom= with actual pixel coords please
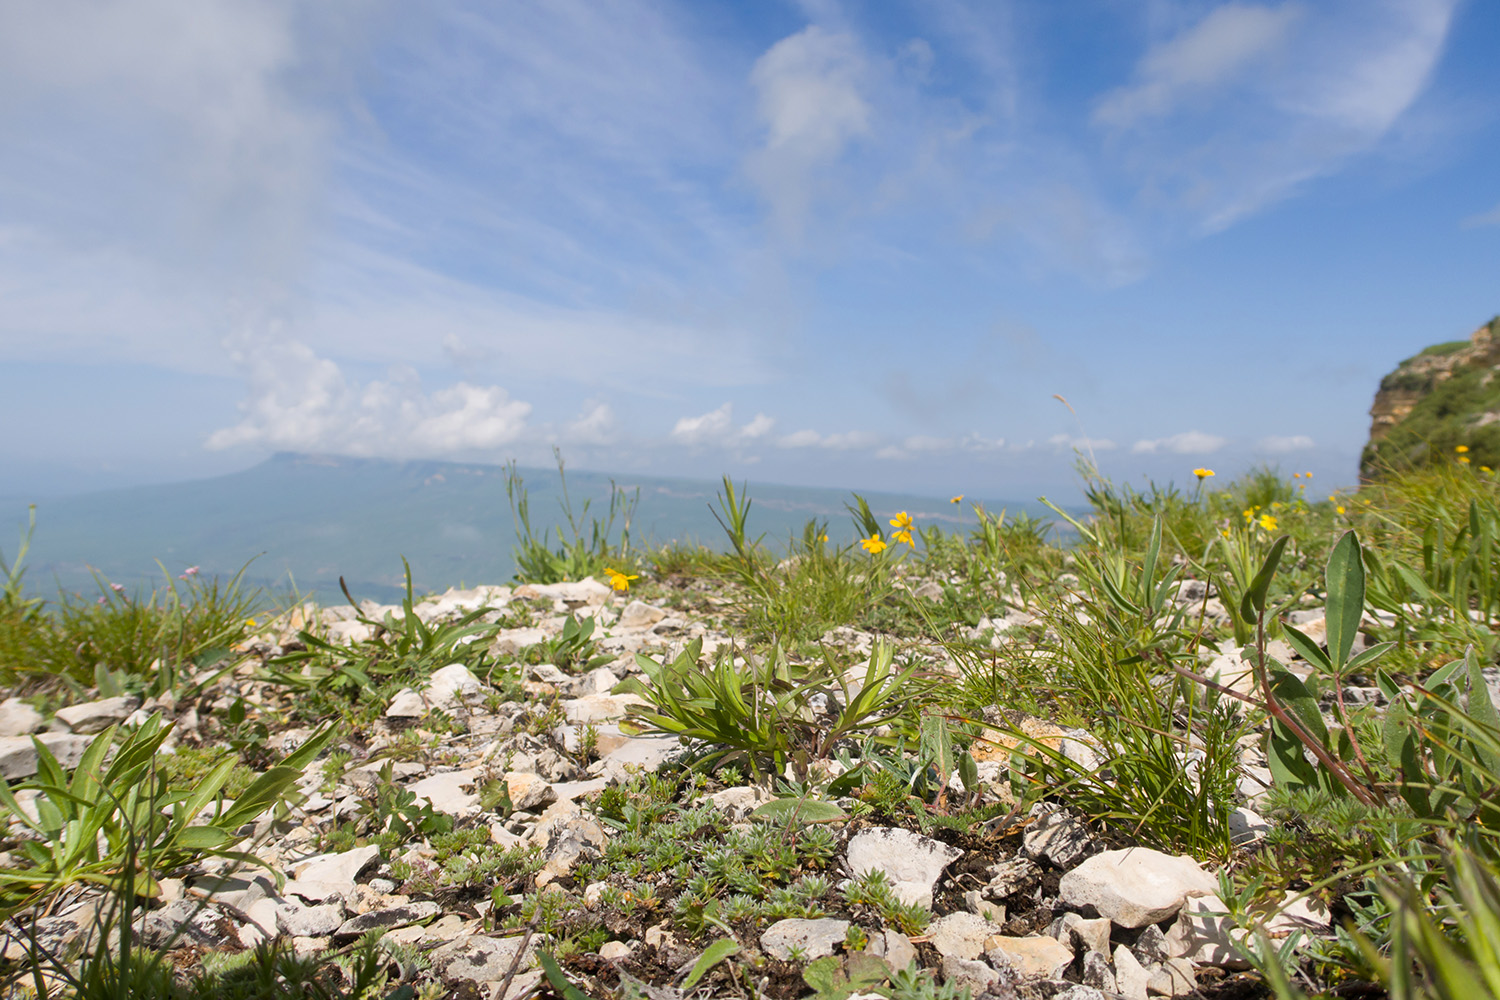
left=505, top=448, right=638, bottom=584
left=261, top=559, right=501, bottom=720
left=531, top=613, right=610, bottom=672
left=879, top=960, right=969, bottom=1000
left=355, top=762, right=454, bottom=844
left=0, top=716, right=333, bottom=919
left=623, top=638, right=920, bottom=780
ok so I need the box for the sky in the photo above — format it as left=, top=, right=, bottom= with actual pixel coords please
left=1, top=0, right=1497, bottom=503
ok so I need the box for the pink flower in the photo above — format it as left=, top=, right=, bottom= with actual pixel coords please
left=110, top=583, right=125, bottom=593
left=182, top=566, right=200, bottom=577
left=97, top=596, right=107, bottom=605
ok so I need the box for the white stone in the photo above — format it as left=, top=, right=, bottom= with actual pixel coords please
left=599, top=940, right=631, bottom=960
left=927, top=912, right=1004, bottom=961
left=874, top=931, right=916, bottom=975
left=984, top=935, right=1074, bottom=978
left=706, top=785, right=772, bottom=821
left=409, top=769, right=481, bottom=817
left=759, top=918, right=850, bottom=960
left=336, top=902, right=441, bottom=937
left=1023, top=805, right=1097, bottom=868
left=1262, top=892, right=1331, bottom=935
left=846, top=827, right=962, bottom=908
left=1058, top=848, right=1217, bottom=928
left=0, top=699, right=43, bottom=737
left=277, top=902, right=346, bottom=938
left=492, top=627, right=548, bottom=657
left=384, top=689, right=427, bottom=718
left=1165, top=894, right=1248, bottom=969
left=427, top=663, right=485, bottom=706
left=0, top=733, right=92, bottom=779
left=290, top=845, right=380, bottom=890
left=504, top=772, right=556, bottom=811
left=428, top=933, right=536, bottom=980
left=1229, top=807, right=1270, bottom=846
left=1113, top=943, right=1150, bottom=1000
left=589, top=733, right=680, bottom=783
left=941, top=955, right=1001, bottom=993
left=617, top=601, right=667, bottom=629
left=562, top=694, right=646, bottom=724
left=1149, top=956, right=1197, bottom=995
left=1055, top=912, right=1112, bottom=957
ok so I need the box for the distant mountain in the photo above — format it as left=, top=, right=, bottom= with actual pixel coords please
left=3, top=453, right=1057, bottom=603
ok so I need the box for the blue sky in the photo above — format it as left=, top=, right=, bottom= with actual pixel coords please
left=1, top=0, right=1497, bottom=502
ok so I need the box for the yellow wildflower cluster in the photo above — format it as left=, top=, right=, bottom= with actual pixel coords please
left=860, top=535, right=887, bottom=554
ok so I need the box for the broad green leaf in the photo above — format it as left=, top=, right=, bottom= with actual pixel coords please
left=682, top=938, right=740, bottom=989
left=537, top=949, right=592, bottom=1000
left=750, top=798, right=846, bottom=824
left=171, top=826, right=233, bottom=850
left=1324, top=531, right=1365, bottom=671
left=1282, top=624, right=1332, bottom=674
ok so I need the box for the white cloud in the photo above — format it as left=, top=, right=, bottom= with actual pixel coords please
left=1257, top=434, right=1316, bottom=453
left=670, top=403, right=776, bottom=448
left=564, top=400, right=618, bottom=446
left=1093, top=0, right=1459, bottom=233
left=206, top=338, right=530, bottom=455
left=1094, top=4, right=1302, bottom=129
left=1049, top=433, right=1117, bottom=452
left=777, top=429, right=880, bottom=450
left=1131, top=430, right=1228, bottom=455
left=745, top=26, right=871, bottom=237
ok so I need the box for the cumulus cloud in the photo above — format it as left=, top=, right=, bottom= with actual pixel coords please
left=206, top=338, right=530, bottom=455
left=1131, top=430, right=1228, bottom=455
left=777, top=429, right=880, bottom=450
left=670, top=403, right=775, bottom=447
left=744, top=25, right=870, bottom=237
left=1256, top=434, right=1316, bottom=453
left=564, top=400, right=618, bottom=446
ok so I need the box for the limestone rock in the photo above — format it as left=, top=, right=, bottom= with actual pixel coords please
left=53, top=695, right=140, bottom=735
left=984, top=935, right=1073, bottom=978
left=408, top=769, right=481, bottom=817
left=1165, top=894, right=1249, bottom=969
left=0, top=699, right=43, bottom=737
left=941, top=955, right=1002, bottom=994
left=429, top=933, right=536, bottom=981
left=617, top=601, right=667, bottom=629
left=0, top=733, right=93, bottom=779
left=926, top=912, right=1003, bottom=961
left=562, top=694, right=646, bottom=724
left=504, top=772, right=556, bottom=811
left=759, top=917, right=849, bottom=960
left=1058, top=848, right=1216, bottom=928
left=336, top=901, right=441, bottom=936
left=846, top=827, right=962, bottom=908
left=1113, top=943, right=1150, bottom=1000
left=1022, top=805, right=1097, bottom=868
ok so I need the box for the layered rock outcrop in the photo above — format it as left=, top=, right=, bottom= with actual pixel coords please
left=1361, top=315, right=1500, bottom=480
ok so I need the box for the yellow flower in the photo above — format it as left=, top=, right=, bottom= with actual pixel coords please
left=1259, top=513, right=1278, bottom=531
left=1456, top=445, right=1470, bottom=453
left=246, top=618, right=258, bottom=628
left=1483, top=467, right=1493, bottom=474
left=1193, top=468, right=1214, bottom=480
left=818, top=533, right=828, bottom=543
left=893, top=529, right=914, bottom=546
left=604, top=567, right=639, bottom=592
left=1459, top=456, right=1471, bottom=465
left=1304, top=471, right=1312, bottom=478
left=1220, top=528, right=1230, bottom=537
left=860, top=535, right=887, bottom=554
left=889, top=511, right=913, bottom=531
left=950, top=495, right=963, bottom=504
left=1336, top=506, right=1346, bottom=515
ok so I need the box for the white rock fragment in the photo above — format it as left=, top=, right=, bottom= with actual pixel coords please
left=926, top=912, right=1003, bottom=961
left=1058, top=848, right=1217, bottom=928
left=759, top=918, right=850, bottom=960
left=984, top=935, right=1074, bottom=978
left=846, top=827, right=962, bottom=908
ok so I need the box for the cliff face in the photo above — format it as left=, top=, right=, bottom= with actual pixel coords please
left=1361, top=316, right=1500, bottom=481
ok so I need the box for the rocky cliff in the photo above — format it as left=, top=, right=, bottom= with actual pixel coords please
left=1361, top=315, right=1500, bottom=480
